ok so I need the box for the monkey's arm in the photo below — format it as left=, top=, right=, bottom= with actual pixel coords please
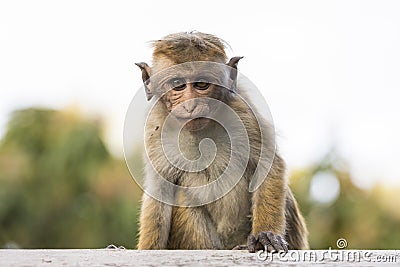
left=244, top=155, right=289, bottom=252
left=137, top=194, right=172, bottom=249
left=250, top=174, right=287, bottom=251
left=252, top=156, right=286, bottom=233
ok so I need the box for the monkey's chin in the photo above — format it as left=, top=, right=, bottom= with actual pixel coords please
left=183, top=118, right=210, bottom=132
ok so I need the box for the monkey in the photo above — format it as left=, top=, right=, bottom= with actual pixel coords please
left=134, top=31, right=309, bottom=252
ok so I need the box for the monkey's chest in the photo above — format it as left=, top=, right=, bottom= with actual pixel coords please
left=205, top=178, right=252, bottom=249
left=170, top=168, right=252, bottom=249
left=170, top=131, right=252, bottom=248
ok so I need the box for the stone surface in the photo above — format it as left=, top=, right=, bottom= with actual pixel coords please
left=0, top=249, right=398, bottom=266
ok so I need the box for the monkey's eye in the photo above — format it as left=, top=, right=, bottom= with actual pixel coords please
left=193, top=79, right=210, bottom=90
left=169, top=78, right=186, bottom=91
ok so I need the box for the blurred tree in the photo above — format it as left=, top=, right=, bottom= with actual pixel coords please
left=290, top=151, right=400, bottom=249
left=0, top=108, right=142, bottom=248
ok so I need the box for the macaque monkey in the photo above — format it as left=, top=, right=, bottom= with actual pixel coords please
left=135, top=31, right=308, bottom=252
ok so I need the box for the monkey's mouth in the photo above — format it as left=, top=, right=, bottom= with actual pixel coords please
left=183, top=118, right=210, bottom=132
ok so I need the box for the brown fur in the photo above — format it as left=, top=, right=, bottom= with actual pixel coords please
left=136, top=32, right=308, bottom=250
left=152, top=32, right=227, bottom=64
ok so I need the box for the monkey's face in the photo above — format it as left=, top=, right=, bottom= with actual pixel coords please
left=161, top=76, right=226, bottom=132
left=136, top=59, right=242, bottom=132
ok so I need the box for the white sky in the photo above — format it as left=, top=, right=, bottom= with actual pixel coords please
left=0, top=0, right=399, bottom=188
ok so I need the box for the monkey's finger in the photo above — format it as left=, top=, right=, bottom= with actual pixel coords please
left=266, top=232, right=287, bottom=252
left=276, top=235, right=289, bottom=253
left=232, top=245, right=248, bottom=250
left=247, top=234, right=258, bottom=253
left=258, top=232, right=274, bottom=253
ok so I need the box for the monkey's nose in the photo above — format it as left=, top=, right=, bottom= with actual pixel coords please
left=182, top=101, right=197, bottom=113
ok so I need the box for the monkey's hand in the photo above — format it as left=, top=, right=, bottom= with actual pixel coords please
left=233, top=232, right=288, bottom=253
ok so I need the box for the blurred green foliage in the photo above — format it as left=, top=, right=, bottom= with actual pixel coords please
left=0, top=108, right=141, bottom=248
left=0, top=107, right=399, bottom=249
left=291, top=154, right=400, bottom=249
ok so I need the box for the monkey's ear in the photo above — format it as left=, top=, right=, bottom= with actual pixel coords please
left=226, top=56, right=243, bottom=92
left=135, top=62, right=153, bottom=101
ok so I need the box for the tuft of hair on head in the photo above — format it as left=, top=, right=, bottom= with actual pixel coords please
left=151, top=31, right=229, bottom=64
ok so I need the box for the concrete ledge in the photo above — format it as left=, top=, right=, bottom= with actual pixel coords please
left=0, top=249, right=398, bottom=266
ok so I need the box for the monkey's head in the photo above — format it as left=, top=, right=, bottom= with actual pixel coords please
left=136, top=31, right=242, bottom=132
